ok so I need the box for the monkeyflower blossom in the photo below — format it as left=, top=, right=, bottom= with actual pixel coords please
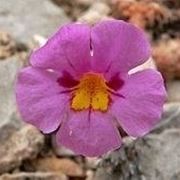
left=16, top=20, right=166, bottom=157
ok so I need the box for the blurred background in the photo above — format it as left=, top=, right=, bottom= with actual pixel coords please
left=0, top=0, right=180, bottom=179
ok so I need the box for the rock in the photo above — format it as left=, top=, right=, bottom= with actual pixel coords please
left=76, top=0, right=95, bottom=6
left=86, top=170, right=95, bottom=180
left=160, top=0, right=180, bottom=8
left=0, top=0, right=70, bottom=43
left=31, top=157, right=85, bottom=177
left=111, top=0, right=177, bottom=29
left=77, top=2, right=111, bottom=24
left=52, top=144, right=75, bottom=157
left=0, top=31, right=16, bottom=60
left=0, top=125, right=44, bottom=174
left=167, top=81, right=180, bottom=102
left=51, top=0, right=94, bottom=19
left=0, top=172, right=68, bottom=180
left=0, top=56, right=24, bottom=141
left=153, top=38, right=180, bottom=80
left=153, top=103, right=180, bottom=134
left=51, top=136, right=75, bottom=157
left=85, top=157, right=99, bottom=170
left=95, top=129, right=180, bottom=180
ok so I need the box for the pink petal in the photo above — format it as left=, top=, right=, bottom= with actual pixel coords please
left=57, top=111, right=121, bottom=157
left=16, top=67, right=69, bottom=133
left=91, top=20, right=151, bottom=80
left=110, top=69, right=166, bottom=137
left=30, top=23, right=91, bottom=78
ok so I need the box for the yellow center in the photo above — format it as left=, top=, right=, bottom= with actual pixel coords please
left=71, top=73, right=110, bottom=112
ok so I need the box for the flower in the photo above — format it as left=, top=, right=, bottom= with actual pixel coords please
left=16, top=20, right=166, bottom=157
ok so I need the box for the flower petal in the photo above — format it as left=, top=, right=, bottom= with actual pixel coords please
left=57, top=111, right=121, bottom=157
left=91, top=20, right=151, bottom=79
left=110, top=69, right=166, bottom=137
left=16, top=67, right=69, bottom=133
left=30, top=23, right=91, bottom=78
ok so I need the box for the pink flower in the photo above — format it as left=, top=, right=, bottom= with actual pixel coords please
left=16, top=20, right=166, bottom=157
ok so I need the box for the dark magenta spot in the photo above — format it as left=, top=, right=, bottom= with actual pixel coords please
left=57, top=71, right=79, bottom=88
left=107, top=73, right=124, bottom=91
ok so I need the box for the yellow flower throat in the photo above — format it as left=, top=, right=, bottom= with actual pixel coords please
left=71, top=73, right=110, bottom=112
